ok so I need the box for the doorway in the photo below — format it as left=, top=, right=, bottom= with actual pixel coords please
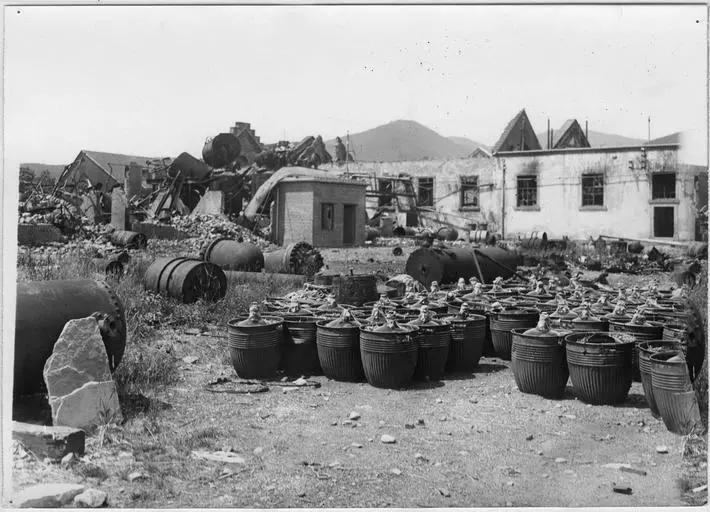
left=343, top=205, right=357, bottom=246
left=653, top=206, right=674, bottom=238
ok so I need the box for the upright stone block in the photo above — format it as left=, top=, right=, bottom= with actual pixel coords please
left=111, top=188, right=129, bottom=231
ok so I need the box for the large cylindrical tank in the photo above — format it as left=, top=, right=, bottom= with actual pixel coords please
left=263, top=242, right=324, bottom=276
left=144, top=257, right=227, bottom=303
left=202, top=133, right=242, bottom=169
left=405, top=246, right=522, bottom=287
left=14, top=280, right=127, bottom=396
left=169, top=152, right=212, bottom=181
left=110, top=230, right=147, bottom=249
left=201, top=238, right=264, bottom=272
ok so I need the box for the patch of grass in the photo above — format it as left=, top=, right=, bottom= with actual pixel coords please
left=114, top=345, right=180, bottom=398
left=73, top=461, right=109, bottom=481
left=173, top=426, right=223, bottom=453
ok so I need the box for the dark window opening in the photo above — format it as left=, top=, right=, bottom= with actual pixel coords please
left=652, top=173, right=676, bottom=200
left=517, top=175, right=538, bottom=207
left=377, top=179, right=393, bottom=207
left=460, top=176, right=479, bottom=208
left=582, top=173, right=604, bottom=206
left=417, top=177, right=434, bottom=207
left=321, top=203, right=334, bottom=231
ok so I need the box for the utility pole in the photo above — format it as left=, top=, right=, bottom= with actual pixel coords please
left=648, top=116, right=651, bottom=143
left=345, top=131, right=350, bottom=174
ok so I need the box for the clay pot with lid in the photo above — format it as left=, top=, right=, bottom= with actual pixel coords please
left=316, top=309, right=364, bottom=382
left=227, top=303, right=283, bottom=378
left=407, top=306, right=451, bottom=381
left=489, top=307, right=540, bottom=360
left=443, top=303, right=487, bottom=372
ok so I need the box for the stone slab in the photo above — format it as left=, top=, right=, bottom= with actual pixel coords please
left=13, top=483, right=85, bottom=508
left=17, top=223, right=63, bottom=246
left=12, top=421, right=85, bottom=460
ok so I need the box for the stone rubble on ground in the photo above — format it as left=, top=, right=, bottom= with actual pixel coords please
left=73, top=489, right=108, bottom=508
left=380, top=434, right=396, bottom=444
left=43, top=317, right=122, bottom=429
left=13, top=483, right=86, bottom=508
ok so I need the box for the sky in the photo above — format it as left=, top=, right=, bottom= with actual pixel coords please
left=4, top=4, right=708, bottom=169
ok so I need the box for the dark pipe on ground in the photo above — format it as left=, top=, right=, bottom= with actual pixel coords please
left=263, top=242, right=324, bottom=275
left=201, top=238, right=264, bottom=272
left=405, top=246, right=522, bottom=287
left=393, top=226, right=417, bottom=237
left=436, top=227, right=459, bottom=241
left=110, top=230, right=147, bottom=249
left=14, top=280, right=126, bottom=396
left=144, top=257, right=227, bottom=303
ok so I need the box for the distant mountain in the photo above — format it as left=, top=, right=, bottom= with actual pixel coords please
left=447, top=136, right=491, bottom=153
left=535, top=129, right=644, bottom=149
left=326, top=120, right=475, bottom=162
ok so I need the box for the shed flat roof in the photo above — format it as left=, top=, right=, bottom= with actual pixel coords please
left=279, top=175, right=368, bottom=186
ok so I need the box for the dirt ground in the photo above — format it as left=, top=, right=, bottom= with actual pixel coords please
left=10, top=243, right=708, bottom=508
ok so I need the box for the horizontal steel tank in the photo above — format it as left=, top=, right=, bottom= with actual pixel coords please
left=263, top=242, right=324, bottom=276
left=405, top=246, right=522, bottom=287
left=202, top=133, right=242, bottom=169
left=14, top=280, right=126, bottom=396
left=169, top=152, right=211, bottom=181
left=144, top=257, right=227, bottom=303
left=201, top=238, right=264, bottom=272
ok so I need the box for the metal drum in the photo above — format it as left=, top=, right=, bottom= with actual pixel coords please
left=201, top=238, right=264, bottom=272
left=144, top=257, right=227, bottom=303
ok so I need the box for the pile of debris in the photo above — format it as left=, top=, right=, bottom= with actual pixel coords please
left=170, top=215, right=276, bottom=251
left=19, top=192, right=83, bottom=233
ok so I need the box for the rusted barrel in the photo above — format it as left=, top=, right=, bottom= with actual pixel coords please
left=144, top=257, right=227, bottom=303
left=110, top=230, right=147, bottom=249
left=393, top=226, right=417, bottom=237
left=14, top=280, right=126, bottom=396
left=651, top=350, right=703, bottom=434
left=519, top=231, right=548, bottom=250
left=332, top=273, right=378, bottom=306
left=469, top=230, right=496, bottom=245
left=202, top=133, right=241, bottom=168
left=405, top=246, right=522, bottom=287
left=263, top=242, right=323, bottom=276
left=436, top=227, right=459, bottom=241
left=201, top=237, right=264, bottom=272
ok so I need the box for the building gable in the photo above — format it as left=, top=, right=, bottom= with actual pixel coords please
left=492, top=109, right=542, bottom=154
left=553, top=119, right=591, bottom=149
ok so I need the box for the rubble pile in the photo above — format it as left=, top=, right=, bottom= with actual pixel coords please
left=19, top=193, right=83, bottom=233
left=170, top=214, right=276, bottom=251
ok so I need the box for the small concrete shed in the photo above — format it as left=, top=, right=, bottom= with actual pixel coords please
left=271, top=175, right=367, bottom=247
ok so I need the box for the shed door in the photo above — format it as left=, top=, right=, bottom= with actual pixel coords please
left=343, top=205, right=356, bottom=246
left=653, top=206, right=674, bottom=238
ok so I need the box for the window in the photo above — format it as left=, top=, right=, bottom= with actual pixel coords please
left=417, top=177, right=434, bottom=207
left=581, top=174, right=604, bottom=206
left=652, top=173, right=676, bottom=200
left=321, top=203, right=334, bottom=231
left=377, top=179, right=393, bottom=207
left=460, top=176, right=479, bottom=208
left=516, top=175, right=538, bottom=207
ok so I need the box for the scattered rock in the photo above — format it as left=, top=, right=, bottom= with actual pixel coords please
left=613, top=485, right=633, bottom=495
left=297, top=491, right=306, bottom=497
left=656, top=445, right=669, bottom=454
left=603, top=463, right=629, bottom=470
left=61, top=452, right=75, bottom=467
left=328, top=461, right=341, bottom=468
left=620, top=466, right=647, bottom=476
left=192, top=450, right=245, bottom=464
left=380, top=435, right=396, bottom=444
left=182, top=356, right=199, bottom=364
left=127, top=471, right=147, bottom=482
left=459, top=451, right=469, bottom=456
left=555, top=457, right=567, bottom=463
left=351, top=443, right=363, bottom=449
left=525, top=434, right=534, bottom=441
left=563, top=469, right=575, bottom=475
left=253, top=447, right=264, bottom=456
left=506, top=481, right=514, bottom=487
left=437, top=488, right=451, bottom=497
left=12, top=421, right=85, bottom=461
left=692, top=484, right=708, bottom=493
left=439, top=416, right=447, bottom=422
left=417, top=419, right=425, bottom=425
left=73, top=489, right=107, bottom=508
left=293, top=377, right=308, bottom=386
left=331, top=421, right=338, bottom=426
left=343, top=420, right=353, bottom=426
left=435, top=398, right=443, bottom=404
left=404, top=423, right=415, bottom=429
left=564, top=414, right=577, bottom=420
left=414, top=453, right=428, bottom=461
left=13, top=483, right=85, bottom=508
left=349, top=411, right=361, bottom=421
left=390, top=468, right=402, bottom=476
left=43, top=317, right=122, bottom=429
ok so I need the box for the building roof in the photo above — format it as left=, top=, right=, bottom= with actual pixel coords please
left=280, top=175, right=368, bottom=186
left=81, top=150, right=160, bottom=179
left=552, top=119, right=591, bottom=149
left=469, top=146, right=492, bottom=158
left=649, top=132, right=681, bottom=145
left=491, top=109, right=542, bottom=154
